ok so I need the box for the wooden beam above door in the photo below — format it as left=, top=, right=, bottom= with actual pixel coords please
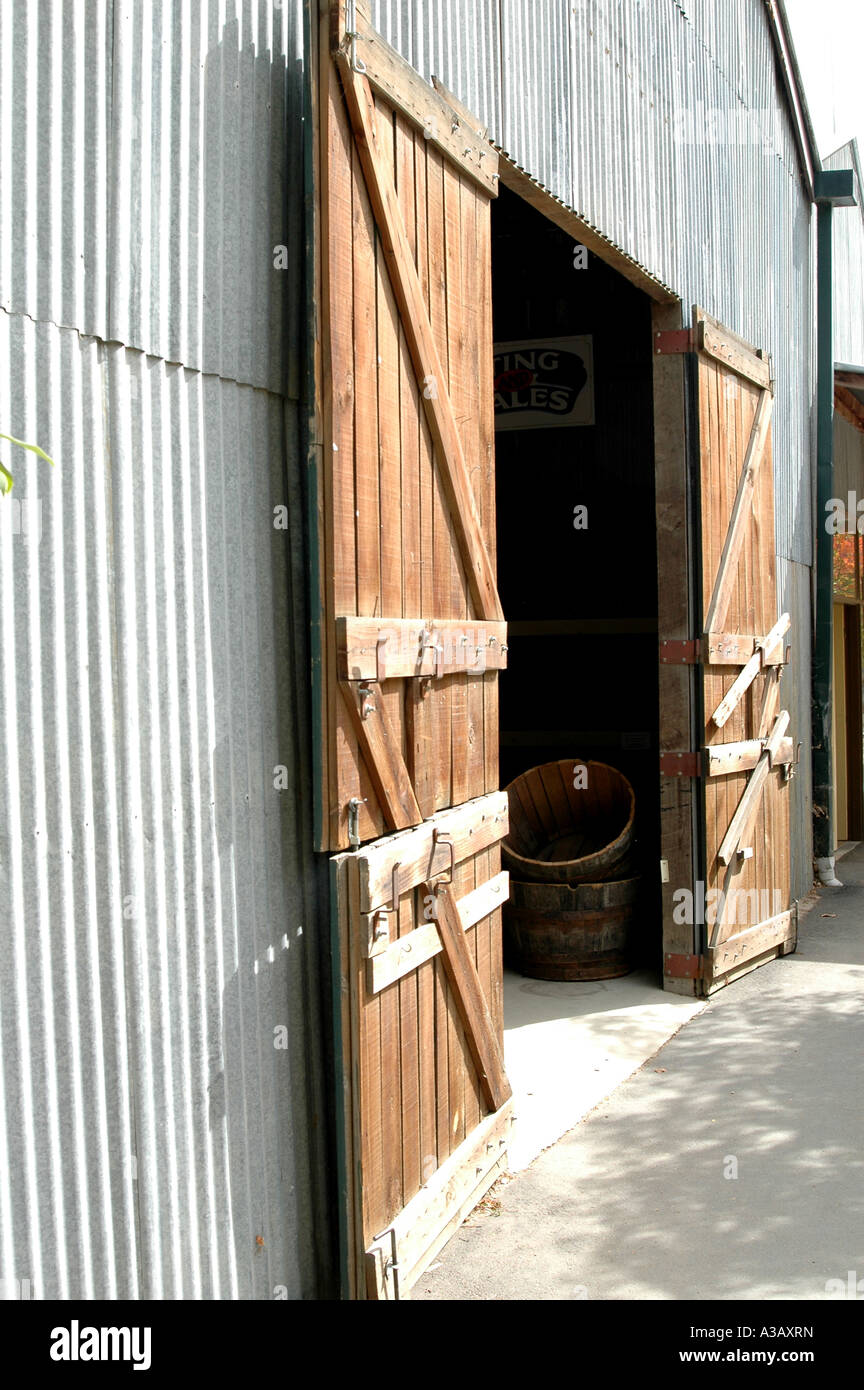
left=332, top=2, right=498, bottom=194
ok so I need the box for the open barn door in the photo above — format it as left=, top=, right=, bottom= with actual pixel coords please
left=315, top=3, right=511, bottom=1297
left=662, top=308, right=797, bottom=993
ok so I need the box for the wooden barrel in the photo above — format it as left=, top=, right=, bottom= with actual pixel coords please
left=505, top=874, right=641, bottom=981
left=502, top=759, right=635, bottom=885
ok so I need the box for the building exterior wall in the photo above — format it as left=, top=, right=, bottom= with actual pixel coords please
left=0, top=0, right=330, bottom=1300
left=0, top=0, right=828, bottom=1301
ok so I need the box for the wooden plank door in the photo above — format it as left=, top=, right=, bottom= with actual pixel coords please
left=694, top=307, right=797, bottom=989
left=315, top=2, right=511, bottom=1297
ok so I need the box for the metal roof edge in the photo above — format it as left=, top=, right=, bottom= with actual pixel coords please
left=765, top=0, right=822, bottom=200
left=494, top=149, right=679, bottom=305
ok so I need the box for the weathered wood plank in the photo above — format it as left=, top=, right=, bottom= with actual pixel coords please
left=652, top=301, right=697, bottom=995
left=337, top=616, right=508, bottom=679
left=708, top=910, right=797, bottom=979
left=333, top=56, right=504, bottom=621
left=707, top=735, right=793, bottom=776
left=695, top=309, right=772, bottom=390
left=368, top=872, right=509, bottom=988
left=717, top=711, right=789, bottom=865
left=338, top=11, right=499, bottom=195
left=365, top=1101, right=513, bottom=1300
left=703, top=388, right=773, bottom=635
left=358, top=790, right=509, bottom=911
left=704, top=630, right=786, bottom=666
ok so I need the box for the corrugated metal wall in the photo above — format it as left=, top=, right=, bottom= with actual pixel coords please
left=372, top=0, right=815, bottom=896
left=825, top=141, right=864, bottom=370
left=0, top=0, right=331, bottom=1300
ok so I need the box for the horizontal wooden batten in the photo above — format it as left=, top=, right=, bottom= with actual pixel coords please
left=337, top=616, right=508, bottom=680
left=694, top=308, right=772, bottom=390
left=710, top=613, right=791, bottom=728
left=704, top=630, right=786, bottom=666
left=334, top=55, right=504, bottom=622
left=703, top=387, right=773, bottom=636
left=340, top=12, right=499, bottom=195
left=365, top=1100, right=513, bottom=1299
left=707, top=735, right=794, bottom=777
left=367, top=872, right=509, bottom=986
left=358, top=791, right=509, bottom=913
left=708, top=911, right=797, bottom=979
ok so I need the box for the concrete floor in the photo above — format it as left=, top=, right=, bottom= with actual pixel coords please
left=502, top=966, right=704, bottom=1171
left=415, top=851, right=864, bottom=1301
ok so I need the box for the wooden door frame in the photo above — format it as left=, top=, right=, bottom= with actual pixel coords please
left=652, top=301, right=701, bottom=997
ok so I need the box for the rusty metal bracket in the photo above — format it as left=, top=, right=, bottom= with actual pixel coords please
left=664, top=952, right=703, bottom=979
left=654, top=328, right=694, bottom=355
left=371, top=1226, right=400, bottom=1300
left=660, top=638, right=700, bottom=664
left=430, top=828, right=454, bottom=892
left=659, top=751, right=703, bottom=778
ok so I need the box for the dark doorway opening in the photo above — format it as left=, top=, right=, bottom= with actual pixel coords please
left=491, top=184, right=662, bottom=974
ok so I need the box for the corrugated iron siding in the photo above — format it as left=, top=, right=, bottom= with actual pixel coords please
left=825, top=141, right=864, bottom=370
left=0, top=1, right=329, bottom=1300
left=371, top=0, right=502, bottom=135
left=372, top=0, right=815, bottom=568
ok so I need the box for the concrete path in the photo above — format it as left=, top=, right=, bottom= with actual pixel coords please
left=415, top=850, right=864, bottom=1301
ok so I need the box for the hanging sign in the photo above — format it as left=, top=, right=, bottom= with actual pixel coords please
left=493, top=335, right=594, bottom=430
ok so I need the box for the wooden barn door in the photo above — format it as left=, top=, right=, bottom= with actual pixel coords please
left=691, top=307, right=797, bottom=989
left=315, top=3, right=511, bottom=1297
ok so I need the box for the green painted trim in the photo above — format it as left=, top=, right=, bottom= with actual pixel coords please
left=302, top=0, right=350, bottom=1299
left=813, top=202, right=834, bottom=859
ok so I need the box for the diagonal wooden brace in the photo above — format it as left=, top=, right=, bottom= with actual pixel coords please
left=428, top=883, right=511, bottom=1113
left=334, top=51, right=504, bottom=622
left=340, top=679, right=423, bottom=831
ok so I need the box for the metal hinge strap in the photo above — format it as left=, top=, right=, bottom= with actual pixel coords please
left=664, top=952, right=703, bottom=979
left=659, top=751, right=703, bottom=778
left=654, top=329, right=695, bottom=355
left=660, top=638, right=700, bottom=664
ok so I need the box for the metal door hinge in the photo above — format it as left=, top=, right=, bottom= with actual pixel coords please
left=664, top=952, right=703, bottom=979
left=659, top=751, right=703, bottom=777
left=660, top=638, right=700, bottom=664
left=654, top=328, right=694, bottom=355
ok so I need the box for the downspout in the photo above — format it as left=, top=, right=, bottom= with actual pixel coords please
left=812, top=170, right=857, bottom=886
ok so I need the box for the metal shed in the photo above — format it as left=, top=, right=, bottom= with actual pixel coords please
left=0, top=0, right=837, bottom=1303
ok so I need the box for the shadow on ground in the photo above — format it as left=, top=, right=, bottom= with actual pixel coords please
left=415, top=853, right=864, bottom=1301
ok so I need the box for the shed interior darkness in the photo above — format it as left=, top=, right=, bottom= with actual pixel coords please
left=491, top=185, right=662, bottom=970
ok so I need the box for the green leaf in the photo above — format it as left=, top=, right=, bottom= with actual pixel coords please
left=0, top=432, right=55, bottom=494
